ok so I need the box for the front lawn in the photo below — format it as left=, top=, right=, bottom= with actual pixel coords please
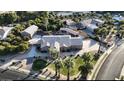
left=48, top=56, right=97, bottom=76
left=62, top=57, right=84, bottom=76
left=32, top=59, right=48, bottom=71
left=48, top=57, right=85, bottom=76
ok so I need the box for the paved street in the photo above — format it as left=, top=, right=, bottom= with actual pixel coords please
left=96, top=43, right=124, bottom=80
left=0, top=68, right=39, bottom=80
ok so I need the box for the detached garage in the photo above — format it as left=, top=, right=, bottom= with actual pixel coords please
left=21, top=25, right=38, bottom=39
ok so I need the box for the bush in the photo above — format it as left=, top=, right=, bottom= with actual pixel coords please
left=32, top=59, right=48, bottom=71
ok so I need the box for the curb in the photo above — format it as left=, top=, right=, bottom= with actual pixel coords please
left=87, top=43, right=115, bottom=80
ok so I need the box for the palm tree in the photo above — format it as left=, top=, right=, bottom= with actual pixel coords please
left=64, top=56, right=75, bottom=80
left=82, top=52, right=93, bottom=63
left=79, top=61, right=93, bottom=79
left=42, top=11, right=49, bottom=31
left=53, top=58, right=63, bottom=79
left=49, top=47, right=63, bottom=79
left=95, top=27, right=108, bottom=53
left=79, top=52, right=93, bottom=79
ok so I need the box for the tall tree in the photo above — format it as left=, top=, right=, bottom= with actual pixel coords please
left=82, top=52, right=93, bottom=63
left=79, top=61, right=93, bottom=79
left=53, top=58, right=63, bottom=79
left=49, top=47, right=62, bottom=79
left=64, top=56, right=75, bottom=80
left=79, top=52, right=93, bottom=79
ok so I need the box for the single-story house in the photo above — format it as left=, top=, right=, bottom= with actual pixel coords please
left=79, top=19, right=103, bottom=35
left=80, top=19, right=92, bottom=27
left=57, top=12, right=73, bottom=16
left=21, top=25, right=38, bottom=38
left=113, top=15, right=124, bottom=21
left=86, top=24, right=98, bottom=32
left=40, top=35, right=83, bottom=52
left=0, top=26, right=13, bottom=40
left=91, top=19, right=104, bottom=26
left=80, top=18, right=104, bottom=27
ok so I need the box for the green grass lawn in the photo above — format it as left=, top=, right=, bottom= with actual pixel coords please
left=48, top=57, right=85, bottom=76
left=48, top=56, right=97, bottom=76
left=32, top=59, right=48, bottom=71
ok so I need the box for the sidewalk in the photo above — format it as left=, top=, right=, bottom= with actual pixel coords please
left=0, top=59, right=20, bottom=70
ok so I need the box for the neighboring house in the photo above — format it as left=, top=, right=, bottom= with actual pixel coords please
left=113, top=15, right=124, bottom=21
left=40, top=35, right=83, bottom=53
left=62, top=19, right=75, bottom=26
left=86, top=24, right=98, bottom=32
left=79, top=19, right=104, bottom=35
left=21, top=25, right=38, bottom=38
left=80, top=20, right=98, bottom=34
left=62, top=19, right=78, bottom=30
left=80, top=19, right=92, bottom=27
left=91, top=19, right=104, bottom=26
left=57, top=12, right=73, bottom=16
left=81, top=18, right=104, bottom=27
left=59, top=28, right=79, bottom=37
left=0, top=26, right=13, bottom=40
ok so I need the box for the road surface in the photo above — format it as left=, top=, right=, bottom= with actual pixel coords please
left=0, top=68, right=39, bottom=80
left=96, top=43, right=124, bottom=80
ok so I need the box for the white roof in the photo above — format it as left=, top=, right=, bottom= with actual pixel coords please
left=0, top=26, right=13, bottom=40
left=60, top=28, right=79, bottom=35
left=87, top=24, right=98, bottom=30
left=41, top=35, right=83, bottom=50
left=41, top=35, right=71, bottom=47
left=92, top=19, right=104, bottom=24
left=57, top=12, right=73, bottom=16
left=70, top=37, right=83, bottom=46
left=22, top=25, right=38, bottom=37
left=113, top=15, right=124, bottom=21
left=81, top=19, right=92, bottom=26
left=81, top=19, right=104, bottom=27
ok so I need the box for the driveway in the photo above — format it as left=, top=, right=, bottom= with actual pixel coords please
left=77, top=39, right=99, bottom=56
